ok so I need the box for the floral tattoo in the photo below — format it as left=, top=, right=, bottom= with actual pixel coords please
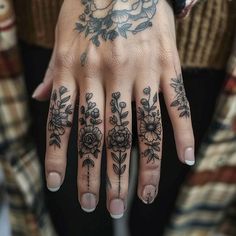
left=137, top=87, right=161, bottom=164
left=76, top=0, right=159, bottom=47
left=107, top=92, right=131, bottom=196
left=48, top=86, right=73, bottom=148
left=79, top=93, right=102, bottom=189
left=170, top=74, right=190, bottom=118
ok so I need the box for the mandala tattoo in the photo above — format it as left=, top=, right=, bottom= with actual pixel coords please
left=48, top=86, right=73, bottom=148
left=107, top=92, right=132, bottom=196
left=137, top=87, right=161, bottom=164
left=76, top=0, right=159, bottom=47
left=170, top=74, right=190, bottom=118
left=79, top=93, right=102, bottom=189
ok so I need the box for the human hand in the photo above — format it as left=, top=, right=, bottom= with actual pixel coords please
left=32, top=0, right=195, bottom=219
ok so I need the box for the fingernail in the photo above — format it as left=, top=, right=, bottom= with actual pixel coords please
left=47, top=172, right=61, bottom=192
left=142, top=185, right=156, bottom=204
left=81, top=193, right=96, bottom=213
left=110, top=199, right=124, bottom=219
left=32, top=83, right=44, bottom=99
left=184, top=147, right=195, bottom=166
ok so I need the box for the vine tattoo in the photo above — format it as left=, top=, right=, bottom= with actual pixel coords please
left=48, top=86, right=73, bottom=148
left=76, top=0, right=159, bottom=47
left=107, top=92, right=131, bottom=196
left=170, top=74, right=190, bottom=118
left=79, top=93, right=102, bottom=189
left=137, top=87, right=161, bottom=164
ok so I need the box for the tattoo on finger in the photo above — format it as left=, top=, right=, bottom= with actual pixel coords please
left=137, top=87, right=162, bottom=164
left=170, top=74, right=190, bottom=118
left=48, top=86, right=73, bottom=148
left=107, top=92, right=132, bottom=197
left=79, top=93, right=102, bottom=190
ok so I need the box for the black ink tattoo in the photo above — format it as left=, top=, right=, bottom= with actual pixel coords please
left=80, top=51, right=88, bottom=67
left=48, top=86, right=73, bottom=148
left=76, top=0, right=159, bottom=47
left=107, top=92, right=131, bottom=196
left=79, top=93, right=102, bottom=189
left=170, top=74, right=190, bottom=118
left=106, top=174, right=112, bottom=190
left=137, top=87, right=161, bottom=164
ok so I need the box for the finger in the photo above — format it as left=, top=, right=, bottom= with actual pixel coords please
left=77, top=82, right=104, bottom=213
left=45, top=76, right=77, bottom=191
left=162, top=65, right=195, bottom=166
left=135, top=82, right=162, bottom=204
left=106, top=90, right=132, bottom=219
left=32, top=45, right=57, bottom=101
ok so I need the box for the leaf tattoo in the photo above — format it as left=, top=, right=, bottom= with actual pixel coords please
left=76, top=0, right=159, bottom=47
left=170, top=74, right=190, bottom=118
left=137, top=87, right=161, bottom=164
left=48, top=86, right=73, bottom=148
left=79, top=93, right=102, bottom=190
left=107, top=92, right=132, bottom=196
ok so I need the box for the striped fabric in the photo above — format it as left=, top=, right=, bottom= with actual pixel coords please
left=0, top=1, right=56, bottom=235
left=164, top=75, right=236, bottom=236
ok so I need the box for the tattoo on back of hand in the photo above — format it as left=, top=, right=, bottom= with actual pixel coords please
left=170, top=74, right=190, bottom=118
left=137, top=87, right=161, bottom=163
left=48, top=86, right=73, bottom=148
left=79, top=93, right=102, bottom=190
left=76, top=0, right=159, bottom=47
left=107, top=92, right=131, bottom=196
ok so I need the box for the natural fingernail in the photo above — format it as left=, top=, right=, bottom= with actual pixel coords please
left=47, top=172, right=61, bottom=192
left=142, top=185, right=156, bottom=204
left=81, top=193, right=96, bottom=213
left=32, top=83, right=44, bottom=99
left=110, top=199, right=124, bottom=219
left=184, top=147, right=195, bottom=166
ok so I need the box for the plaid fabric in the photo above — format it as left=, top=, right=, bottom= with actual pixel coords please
left=0, top=1, right=56, bottom=235
left=164, top=75, right=236, bottom=236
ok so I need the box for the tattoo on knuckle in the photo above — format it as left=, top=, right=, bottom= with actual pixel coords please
left=107, top=92, right=131, bottom=197
left=48, top=86, right=73, bottom=148
left=138, top=87, right=162, bottom=164
left=170, top=74, right=190, bottom=118
left=78, top=93, right=103, bottom=190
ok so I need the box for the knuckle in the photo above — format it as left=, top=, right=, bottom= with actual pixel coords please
left=104, top=46, right=129, bottom=71
left=54, top=48, right=75, bottom=70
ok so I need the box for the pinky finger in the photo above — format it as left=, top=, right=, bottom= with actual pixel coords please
left=161, top=69, right=195, bottom=166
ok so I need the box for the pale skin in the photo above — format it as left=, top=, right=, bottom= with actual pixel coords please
left=32, top=0, right=195, bottom=219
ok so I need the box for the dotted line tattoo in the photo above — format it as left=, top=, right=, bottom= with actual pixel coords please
left=170, top=74, right=190, bottom=118
left=137, top=87, right=161, bottom=164
left=107, top=92, right=131, bottom=197
left=79, top=93, right=102, bottom=190
left=48, top=86, right=73, bottom=148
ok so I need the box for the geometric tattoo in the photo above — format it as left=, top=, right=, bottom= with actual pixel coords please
left=48, top=86, right=73, bottom=148
left=76, top=0, right=159, bottom=47
left=170, top=74, right=190, bottom=118
left=137, top=87, right=161, bottom=164
left=107, top=92, right=132, bottom=196
left=78, top=93, right=102, bottom=189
